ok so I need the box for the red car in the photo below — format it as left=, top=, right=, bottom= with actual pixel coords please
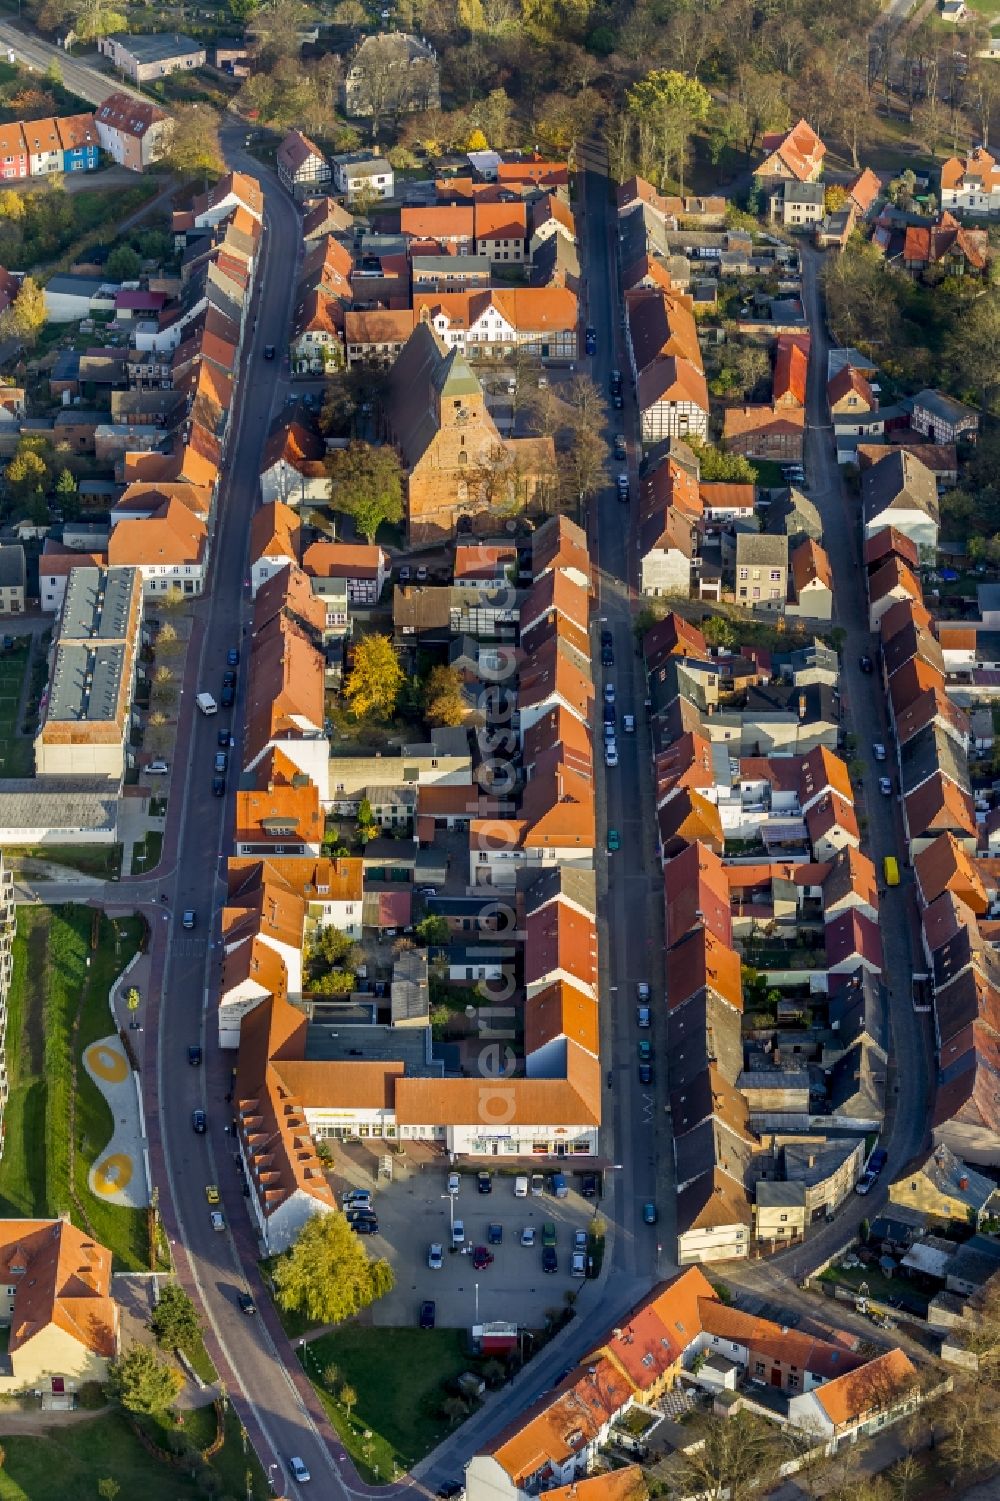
left=472, top=1246, right=494, bottom=1271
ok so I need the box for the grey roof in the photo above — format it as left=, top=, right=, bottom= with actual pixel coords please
left=882, top=620, right=944, bottom=680
left=826, top=1038, right=886, bottom=1120
left=0, top=544, right=25, bottom=591
left=412, top=254, right=490, bottom=276
left=862, top=448, right=939, bottom=526
left=827, top=966, right=888, bottom=1056
left=45, top=275, right=109, bottom=298
left=674, top=1115, right=752, bottom=1190
left=735, top=531, right=788, bottom=568
left=763, top=487, right=823, bottom=544
left=349, top=30, right=436, bottom=66
left=521, top=865, right=597, bottom=917
left=60, top=566, right=138, bottom=642
left=107, top=30, right=203, bottom=62
left=744, top=681, right=838, bottom=724
left=903, top=1143, right=999, bottom=1213
left=900, top=722, right=971, bottom=798
left=913, top=388, right=979, bottom=424
left=737, top=1067, right=810, bottom=1092
left=47, top=642, right=124, bottom=723
left=778, top=181, right=826, bottom=205
left=666, top=990, right=744, bottom=1090
left=755, top=1179, right=807, bottom=1208
left=332, top=151, right=392, bottom=179
left=391, top=948, right=429, bottom=1023
left=0, top=782, right=119, bottom=832
left=530, top=233, right=581, bottom=287
left=946, top=1234, right=1000, bottom=1289
left=783, top=1137, right=863, bottom=1185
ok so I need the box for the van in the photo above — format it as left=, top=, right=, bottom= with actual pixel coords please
left=514, top=1174, right=528, bottom=1197
left=196, top=692, right=218, bottom=715
left=883, top=855, right=899, bottom=887
left=551, top=1172, right=568, bottom=1198
left=637, top=1005, right=651, bottom=1028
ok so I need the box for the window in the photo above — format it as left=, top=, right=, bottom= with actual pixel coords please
left=738, top=567, right=748, bottom=580
left=788, top=1374, right=799, bottom=1390
left=754, top=1361, right=765, bottom=1376
left=770, top=569, right=782, bottom=580
left=779, top=1213, right=788, bottom=1223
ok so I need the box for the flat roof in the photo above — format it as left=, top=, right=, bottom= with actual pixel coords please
left=47, top=641, right=126, bottom=723
left=304, top=1019, right=440, bottom=1073
left=61, top=566, right=138, bottom=642
left=108, top=31, right=203, bottom=62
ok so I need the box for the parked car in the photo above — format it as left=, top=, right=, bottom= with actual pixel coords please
left=636, top=981, right=651, bottom=1002
left=873, top=742, right=887, bottom=761
left=571, top=1251, right=587, bottom=1277
left=452, top=1219, right=465, bottom=1245
left=220, top=684, right=235, bottom=708
left=869, top=1148, right=888, bottom=1175
left=226, top=647, right=240, bottom=667
left=604, top=681, right=615, bottom=704
left=855, top=1172, right=877, bottom=1195
left=213, top=751, right=228, bottom=774
left=488, top=1223, right=503, bottom=1245
left=638, top=1061, right=653, bottom=1085
left=212, top=776, right=226, bottom=798
left=472, top=1246, right=494, bottom=1270
left=637, top=1039, right=652, bottom=1063
left=530, top=1173, right=544, bottom=1195
left=613, top=435, right=626, bottom=460
left=604, top=741, right=619, bottom=767
left=476, top=1170, right=492, bottom=1194
left=643, top=1202, right=658, bottom=1224
left=879, top=776, right=893, bottom=796
left=222, top=669, right=237, bottom=689
left=447, top=1171, right=460, bottom=1194
left=542, top=1222, right=557, bottom=1246
left=344, top=1189, right=372, bottom=1208
left=637, top=1005, right=651, bottom=1028
left=542, top=1246, right=558, bottom=1273
left=419, top=1300, right=436, bottom=1329
left=428, top=1242, right=444, bottom=1269
left=551, top=1172, right=568, bottom=1198
left=353, top=1217, right=379, bottom=1234
left=521, top=1226, right=536, bottom=1247
left=263, top=344, right=276, bottom=360
left=585, top=325, right=597, bottom=354
left=514, top=1175, right=528, bottom=1197
left=580, top=1173, right=598, bottom=1198
left=147, top=759, right=169, bottom=775
left=616, top=474, right=629, bottom=502
left=218, top=728, right=234, bottom=748
left=859, top=655, right=874, bottom=674
left=574, top=1229, right=588, bottom=1252
left=607, top=828, right=621, bottom=852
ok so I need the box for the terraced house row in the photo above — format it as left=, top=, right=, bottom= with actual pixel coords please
left=636, top=583, right=893, bottom=1262
left=218, top=516, right=605, bottom=1252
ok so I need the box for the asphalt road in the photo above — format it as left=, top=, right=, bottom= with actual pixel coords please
left=0, top=20, right=145, bottom=105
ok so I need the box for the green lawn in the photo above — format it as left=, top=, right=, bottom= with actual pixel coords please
left=300, top=1327, right=482, bottom=1481
left=0, top=907, right=150, bottom=1269
left=748, top=459, right=787, bottom=489
left=0, top=639, right=32, bottom=779
left=4, top=843, right=123, bottom=878
left=0, top=1404, right=270, bottom=1501
left=130, top=829, right=163, bottom=873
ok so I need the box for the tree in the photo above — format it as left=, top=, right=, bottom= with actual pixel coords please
left=948, top=295, right=1000, bottom=410
left=326, top=442, right=404, bottom=543
left=416, top=914, right=449, bottom=945
left=675, top=1410, right=792, bottom=1501
left=702, top=615, right=737, bottom=649
left=323, top=1361, right=340, bottom=1390
left=69, top=0, right=128, bottom=40
left=150, top=1282, right=201, bottom=1352
left=442, top=1395, right=468, bottom=1424
left=340, top=1383, right=358, bottom=1420
left=55, top=467, right=77, bottom=501
left=627, top=69, right=711, bottom=194
left=0, top=277, right=45, bottom=347
left=825, top=184, right=849, bottom=213
left=272, top=1212, right=395, bottom=1324
left=345, top=634, right=404, bottom=721
left=164, top=104, right=225, bottom=183
left=6, top=442, right=49, bottom=502
left=687, top=439, right=755, bottom=483
left=731, top=344, right=770, bottom=399
left=467, top=128, right=489, bottom=151
left=229, top=0, right=261, bottom=17
left=97, top=1481, right=120, bottom=1501
left=106, top=1344, right=183, bottom=1415
left=423, top=665, right=466, bottom=727
left=106, top=245, right=142, bottom=282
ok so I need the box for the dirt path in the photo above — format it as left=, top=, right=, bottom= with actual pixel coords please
left=0, top=1402, right=113, bottom=1434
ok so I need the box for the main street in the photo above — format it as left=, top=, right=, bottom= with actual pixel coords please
left=0, top=19, right=145, bottom=106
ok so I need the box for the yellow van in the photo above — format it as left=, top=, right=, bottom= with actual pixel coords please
left=883, top=856, right=900, bottom=887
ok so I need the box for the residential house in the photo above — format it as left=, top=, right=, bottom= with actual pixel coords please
left=862, top=448, right=940, bottom=553
left=773, top=334, right=809, bottom=410
left=249, top=501, right=300, bottom=597
left=411, top=254, right=492, bottom=292
left=940, top=146, right=1000, bottom=214
left=22, top=117, right=63, bottom=177
left=474, top=201, right=528, bottom=263
left=259, top=420, right=328, bottom=507
left=277, top=130, right=331, bottom=200
left=0, top=1219, right=118, bottom=1395
left=98, top=31, right=205, bottom=81
left=412, top=288, right=578, bottom=360
left=755, top=119, right=826, bottom=185
left=301, top=542, right=387, bottom=604
left=301, top=197, right=354, bottom=240
left=342, top=32, right=439, bottom=119
left=331, top=152, right=393, bottom=204
left=344, top=309, right=416, bottom=368
left=639, top=505, right=696, bottom=598
left=902, top=213, right=988, bottom=276
left=788, top=539, right=834, bottom=621
left=0, top=123, right=28, bottom=181
left=847, top=168, right=882, bottom=217
left=627, top=288, right=709, bottom=445
left=107, top=497, right=208, bottom=595
left=94, top=93, right=169, bottom=171
left=911, top=389, right=979, bottom=446
left=722, top=405, right=805, bottom=462
left=401, top=205, right=474, bottom=252
left=889, top=1143, right=1000, bottom=1228
left=529, top=195, right=577, bottom=260
left=769, top=180, right=826, bottom=227
left=0, top=545, right=26, bottom=614
left=734, top=533, right=788, bottom=613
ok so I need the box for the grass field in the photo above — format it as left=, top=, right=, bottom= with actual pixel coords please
left=0, top=639, right=32, bottom=780
left=300, top=1327, right=481, bottom=1481
left=0, top=907, right=149, bottom=1269
left=4, top=843, right=123, bottom=877
left=0, top=1404, right=270, bottom=1501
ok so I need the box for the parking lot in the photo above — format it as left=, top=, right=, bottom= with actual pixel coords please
left=336, top=1153, right=604, bottom=1330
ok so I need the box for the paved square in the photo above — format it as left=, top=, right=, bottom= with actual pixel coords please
left=339, top=1162, right=602, bottom=1330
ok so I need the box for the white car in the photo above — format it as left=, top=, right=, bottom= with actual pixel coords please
left=428, top=1242, right=444, bottom=1270
left=289, top=1457, right=311, bottom=1483
left=210, top=1210, right=225, bottom=1232
left=879, top=777, right=893, bottom=796
left=604, top=742, right=619, bottom=768
left=873, top=743, right=887, bottom=761
left=521, top=1226, right=536, bottom=1246
left=604, top=682, right=615, bottom=704
left=452, top=1219, right=465, bottom=1245
left=447, top=1171, right=460, bottom=1195
left=622, top=713, right=635, bottom=734
left=514, top=1175, right=528, bottom=1197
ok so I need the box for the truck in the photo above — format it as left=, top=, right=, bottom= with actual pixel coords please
left=196, top=692, right=218, bottom=715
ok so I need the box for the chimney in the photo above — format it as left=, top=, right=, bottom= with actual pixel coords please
left=959, top=1175, right=969, bottom=1191
left=798, top=693, right=806, bottom=720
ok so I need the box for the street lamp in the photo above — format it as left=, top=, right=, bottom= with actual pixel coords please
left=441, top=1191, right=455, bottom=1237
